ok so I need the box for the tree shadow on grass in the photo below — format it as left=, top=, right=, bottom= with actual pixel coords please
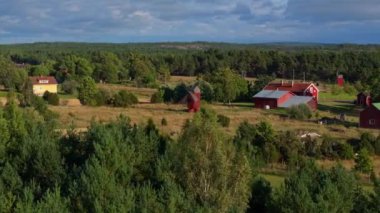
left=318, top=102, right=359, bottom=117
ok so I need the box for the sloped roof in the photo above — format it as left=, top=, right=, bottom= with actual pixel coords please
left=264, top=82, right=316, bottom=93
left=192, top=86, right=201, bottom=94
left=29, top=76, right=58, bottom=85
left=373, top=103, right=380, bottom=110
left=279, top=96, right=313, bottom=108
left=253, top=90, right=290, bottom=99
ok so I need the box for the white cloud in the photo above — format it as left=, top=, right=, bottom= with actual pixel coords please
left=0, top=0, right=379, bottom=43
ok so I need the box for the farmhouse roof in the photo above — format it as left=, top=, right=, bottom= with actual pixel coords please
left=192, top=86, right=201, bottom=94
left=29, top=76, right=58, bottom=85
left=279, top=96, right=313, bottom=108
left=253, top=90, right=290, bottom=99
left=264, top=82, right=317, bottom=93
left=373, top=103, right=380, bottom=110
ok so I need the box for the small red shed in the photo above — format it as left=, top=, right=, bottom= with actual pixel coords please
left=337, top=75, right=344, bottom=87
left=356, top=92, right=372, bottom=107
left=360, top=103, right=380, bottom=129
left=187, top=86, right=201, bottom=112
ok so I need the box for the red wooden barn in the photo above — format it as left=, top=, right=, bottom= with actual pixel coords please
left=356, top=92, right=372, bottom=107
left=263, top=81, right=319, bottom=101
left=252, top=90, right=317, bottom=110
left=187, top=86, right=201, bottom=112
left=337, top=75, right=344, bottom=87
left=360, top=103, right=380, bottom=129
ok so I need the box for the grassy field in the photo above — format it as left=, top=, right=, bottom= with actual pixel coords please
left=0, top=91, right=8, bottom=97
left=259, top=174, right=284, bottom=188
left=319, top=91, right=356, bottom=101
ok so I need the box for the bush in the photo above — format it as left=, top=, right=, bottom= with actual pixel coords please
left=150, top=90, right=164, bottom=103
left=173, top=83, right=189, bottom=102
left=94, top=88, right=113, bottom=106
left=77, top=77, right=98, bottom=106
left=343, top=83, right=357, bottom=95
left=337, top=143, right=354, bottom=160
left=161, top=118, right=168, bottom=126
left=43, top=91, right=60, bottom=106
left=195, top=80, right=214, bottom=102
left=162, top=86, right=174, bottom=103
left=113, top=90, right=138, bottom=107
left=287, top=104, right=312, bottom=120
left=331, top=85, right=343, bottom=95
left=217, top=114, right=230, bottom=127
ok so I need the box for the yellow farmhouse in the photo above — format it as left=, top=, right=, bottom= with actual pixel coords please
left=29, top=76, right=58, bottom=96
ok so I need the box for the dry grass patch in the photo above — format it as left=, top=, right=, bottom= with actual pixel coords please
left=50, top=102, right=373, bottom=140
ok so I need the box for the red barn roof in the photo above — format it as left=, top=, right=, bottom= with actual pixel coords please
left=29, top=76, right=58, bottom=85
left=264, top=82, right=318, bottom=93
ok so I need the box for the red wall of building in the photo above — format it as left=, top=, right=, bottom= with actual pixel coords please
left=307, top=98, right=318, bottom=111
left=253, top=98, right=279, bottom=109
left=187, top=92, right=201, bottom=112
left=337, top=76, right=344, bottom=87
left=360, top=106, right=380, bottom=129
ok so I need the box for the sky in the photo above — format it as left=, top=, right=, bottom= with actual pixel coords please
left=0, top=0, right=379, bottom=44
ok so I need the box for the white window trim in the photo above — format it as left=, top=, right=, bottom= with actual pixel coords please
left=369, top=119, right=376, bottom=125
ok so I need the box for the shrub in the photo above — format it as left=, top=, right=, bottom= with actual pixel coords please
left=355, top=148, right=373, bottom=174
left=43, top=91, right=60, bottom=106
left=113, top=90, right=138, bottom=107
left=161, top=118, right=168, bottom=126
left=337, top=143, right=354, bottom=160
left=150, top=90, right=164, bottom=103
left=343, top=83, right=357, bottom=95
left=287, top=104, right=312, bottom=120
left=331, top=85, right=343, bottom=95
left=94, top=88, right=113, bottom=106
left=77, top=77, right=98, bottom=106
left=173, top=83, right=189, bottom=102
left=217, top=114, right=230, bottom=127
left=162, top=86, right=174, bottom=103
left=195, top=80, right=214, bottom=102
left=31, top=95, right=48, bottom=113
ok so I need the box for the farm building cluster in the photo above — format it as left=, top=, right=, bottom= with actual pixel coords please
left=251, top=77, right=380, bottom=130
left=18, top=75, right=380, bottom=130
left=252, top=81, right=319, bottom=110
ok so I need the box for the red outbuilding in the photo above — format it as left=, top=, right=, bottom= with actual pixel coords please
left=360, top=103, right=380, bottom=129
left=264, top=81, right=319, bottom=101
left=187, top=86, right=201, bottom=112
left=337, top=74, right=344, bottom=87
left=356, top=92, right=372, bottom=107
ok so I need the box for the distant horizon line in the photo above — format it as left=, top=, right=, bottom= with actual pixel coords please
left=1, top=41, right=380, bottom=46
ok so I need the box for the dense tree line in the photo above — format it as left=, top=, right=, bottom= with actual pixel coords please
left=1, top=43, right=380, bottom=97
left=0, top=96, right=379, bottom=212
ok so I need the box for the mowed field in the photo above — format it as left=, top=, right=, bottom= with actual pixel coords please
left=50, top=101, right=374, bottom=140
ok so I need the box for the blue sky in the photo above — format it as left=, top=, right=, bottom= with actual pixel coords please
left=0, top=0, right=379, bottom=44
